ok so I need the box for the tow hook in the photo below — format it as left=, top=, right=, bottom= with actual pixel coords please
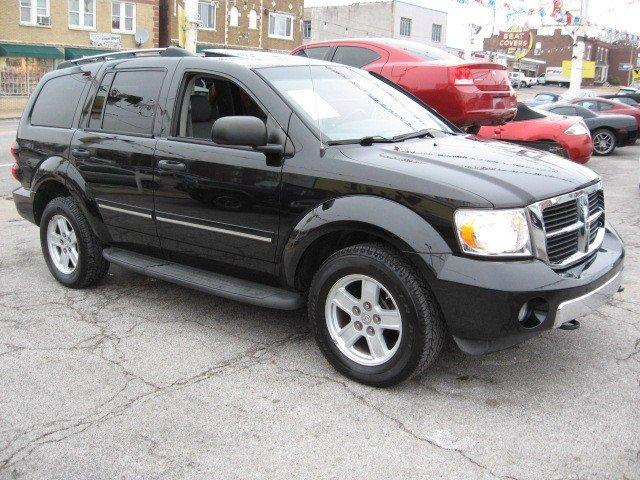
left=559, top=319, right=580, bottom=331
left=618, top=285, right=625, bottom=293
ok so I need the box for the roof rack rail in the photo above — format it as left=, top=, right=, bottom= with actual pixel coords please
left=57, top=46, right=194, bottom=70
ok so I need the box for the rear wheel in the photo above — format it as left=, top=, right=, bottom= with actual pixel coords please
left=308, top=243, right=445, bottom=387
left=592, top=128, right=616, bottom=156
left=40, top=196, right=109, bottom=288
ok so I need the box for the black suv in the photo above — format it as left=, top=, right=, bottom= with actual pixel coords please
left=11, top=47, right=624, bottom=386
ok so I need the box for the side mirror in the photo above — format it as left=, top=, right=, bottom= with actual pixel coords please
left=211, top=116, right=267, bottom=147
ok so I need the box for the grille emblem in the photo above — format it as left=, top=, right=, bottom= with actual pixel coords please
left=577, top=194, right=590, bottom=253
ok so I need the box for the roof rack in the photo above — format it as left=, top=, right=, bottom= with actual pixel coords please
left=57, top=46, right=193, bottom=70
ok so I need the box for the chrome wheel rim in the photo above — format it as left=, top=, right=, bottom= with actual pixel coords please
left=47, top=214, right=79, bottom=275
left=325, top=274, right=402, bottom=366
left=593, top=131, right=614, bottom=154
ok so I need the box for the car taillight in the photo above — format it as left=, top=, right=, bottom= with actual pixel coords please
left=450, top=66, right=474, bottom=86
left=9, top=142, right=21, bottom=181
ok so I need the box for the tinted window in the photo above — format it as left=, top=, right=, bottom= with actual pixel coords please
left=304, top=46, right=331, bottom=60
left=87, top=71, right=114, bottom=130
left=614, top=97, right=639, bottom=106
left=596, top=101, right=613, bottom=111
left=578, top=100, right=597, bottom=110
left=30, top=73, right=89, bottom=128
left=332, top=46, right=380, bottom=68
left=101, top=70, right=165, bottom=135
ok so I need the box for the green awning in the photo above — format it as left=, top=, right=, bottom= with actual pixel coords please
left=0, top=43, right=64, bottom=59
left=65, top=47, right=113, bottom=60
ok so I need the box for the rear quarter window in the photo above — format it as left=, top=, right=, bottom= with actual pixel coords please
left=304, top=46, right=331, bottom=60
left=30, top=73, right=89, bottom=128
left=331, top=46, right=380, bottom=68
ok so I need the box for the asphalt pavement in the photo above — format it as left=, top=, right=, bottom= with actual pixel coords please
left=0, top=115, right=639, bottom=479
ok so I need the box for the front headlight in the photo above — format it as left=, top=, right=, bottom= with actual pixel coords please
left=454, top=209, right=532, bottom=257
left=564, top=122, right=590, bottom=136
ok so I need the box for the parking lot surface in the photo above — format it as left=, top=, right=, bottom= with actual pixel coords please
left=0, top=120, right=639, bottom=479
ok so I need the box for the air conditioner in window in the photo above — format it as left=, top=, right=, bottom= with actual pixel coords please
left=37, top=15, right=50, bottom=26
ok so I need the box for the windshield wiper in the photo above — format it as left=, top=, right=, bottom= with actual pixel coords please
left=326, top=136, right=393, bottom=146
left=391, top=128, right=457, bottom=142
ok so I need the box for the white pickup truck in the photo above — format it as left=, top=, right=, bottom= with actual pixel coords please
left=509, top=71, right=537, bottom=88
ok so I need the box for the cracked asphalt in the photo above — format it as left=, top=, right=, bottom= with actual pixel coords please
left=0, top=118, right=639, bottom=479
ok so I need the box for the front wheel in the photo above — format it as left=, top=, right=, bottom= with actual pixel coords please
left=40, top=196, right=110, bottom=288
left=592, top=129, right=616, bottom=156
left=308, top=243, right=445, bottom=387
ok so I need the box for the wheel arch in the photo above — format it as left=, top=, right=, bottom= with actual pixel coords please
left=280, top=195, right=452, bottom=291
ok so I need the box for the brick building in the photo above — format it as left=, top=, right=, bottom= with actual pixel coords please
left=483, top=28, right=639, bottom=86
left=159, top=0, right=303, bottom=53
left=0, top=0, right=160, bottom=118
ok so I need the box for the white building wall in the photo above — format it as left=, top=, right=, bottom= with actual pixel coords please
left=303, top=0, right=447, bottom=47
left=392, top=1, right=447, bottom=47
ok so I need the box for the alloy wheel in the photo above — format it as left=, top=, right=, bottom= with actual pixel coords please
left=325, top=274, right=402, bottom=366
left=593, top=131, right=615, bottom=155
left=47, top=214, right=79, bottom=275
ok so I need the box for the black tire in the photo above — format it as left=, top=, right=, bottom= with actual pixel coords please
left=40, top=196, right=109, bottom=288
left=592, top=128, right=617, bottom=156
left=308, top=243, right=445, bottom=387
left=520, top=81, right=526, bottom=88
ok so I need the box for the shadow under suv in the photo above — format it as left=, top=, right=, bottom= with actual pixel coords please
left=11, top=47, right=624, bottom=386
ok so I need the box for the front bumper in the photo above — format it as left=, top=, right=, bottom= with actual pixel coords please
left=13, top=186, right=36, bottom=224
left=414, top=225, right=624, bottom=355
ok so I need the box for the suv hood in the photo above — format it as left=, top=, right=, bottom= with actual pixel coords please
left=339, top=134, right=599, bottom=208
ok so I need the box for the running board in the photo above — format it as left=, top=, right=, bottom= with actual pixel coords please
left=102, top=247, right=303, bottom=310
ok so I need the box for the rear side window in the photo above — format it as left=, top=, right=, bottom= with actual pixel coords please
left=596, top=101, right=613, bottom=111
left=99, top=69, right=165, bottom=135
left=332, top=46, right=380, bottom=68
left=30, top=73, right=89, bottom=128
left=552, top=106, right=576, bottom=116
left=304, top=46, right=331, bottom=60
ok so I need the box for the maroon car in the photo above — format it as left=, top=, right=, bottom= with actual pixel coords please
left=291, top=38, right=517, bottom=129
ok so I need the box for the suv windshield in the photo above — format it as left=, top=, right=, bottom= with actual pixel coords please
left=258, top=65, right=453, bottom=143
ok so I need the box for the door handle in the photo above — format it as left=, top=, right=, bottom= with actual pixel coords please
left=71, top=148, right=91, bottom=159
left=158, top=160, right=186, bottom=172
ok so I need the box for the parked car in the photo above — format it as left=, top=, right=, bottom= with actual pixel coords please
left=477, top=103, right=592, bottom=163
left=527, top=91, right=563, bottom=107
left=509, top=71, right=536, bottom=88
left=11, top=48, right=624, bottom=387
left=569, top=97, right=640, bottom=127
left=291, top=38, right=517, bottom=130
left=537, top=103, right=638, bottom=156
left=600, top=93, right=640, bottom=106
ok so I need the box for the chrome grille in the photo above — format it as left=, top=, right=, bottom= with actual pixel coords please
left=530, top=183, right=605, bottom=269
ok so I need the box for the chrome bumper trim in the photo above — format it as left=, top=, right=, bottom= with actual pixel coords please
left=553, top=271, right=622, bottom=328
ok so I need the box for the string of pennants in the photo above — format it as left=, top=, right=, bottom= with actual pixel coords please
left=452, top=0, right=640, bottom=46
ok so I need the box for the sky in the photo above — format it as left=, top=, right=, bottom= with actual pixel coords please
left=304, top=0, right=640, bottom=50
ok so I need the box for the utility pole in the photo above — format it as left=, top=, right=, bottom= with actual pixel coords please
left=568, top=0, right=588, bottom=94
left=183, top=0, right=199, bottom=54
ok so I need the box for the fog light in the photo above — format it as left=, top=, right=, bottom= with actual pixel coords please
left=518, top=298, right=549, bottom=329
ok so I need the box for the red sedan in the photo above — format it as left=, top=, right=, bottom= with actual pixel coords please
left=478, top=103, right=593, bottom=164
left=570, top=97, right=640, bottom=127
left=291, top=38, right=516, bottom=129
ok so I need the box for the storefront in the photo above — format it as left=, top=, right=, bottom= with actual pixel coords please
left=0, top=43, right=63, bottom=96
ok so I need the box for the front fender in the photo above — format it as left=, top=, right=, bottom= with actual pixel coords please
left=281, top=195, right=452, bottom=288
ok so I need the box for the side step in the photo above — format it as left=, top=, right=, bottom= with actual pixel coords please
left=103, top=247, right=304, bottom=310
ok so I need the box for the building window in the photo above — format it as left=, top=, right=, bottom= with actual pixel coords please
left=112, top=2, right=135, bottom=33
left=228, top=6, right=239, bottom=27
left=20, top=0, right=50, bottom=26
left=68, top=0, right=95, bottom=29
left=431, top=23, right=442, bottom=43
left=399, top=17, right=411, bottom=37
left=248, top=9, right=257, bottom=29
left=303, top=19, right=311, bottom=39
left=268, top=12, right=293, bottom=39
left=585, top=44, right=592, bottom=60
left=198, top=0, right=216, bottom=29
left=603, top=48, right=608, bottom=63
